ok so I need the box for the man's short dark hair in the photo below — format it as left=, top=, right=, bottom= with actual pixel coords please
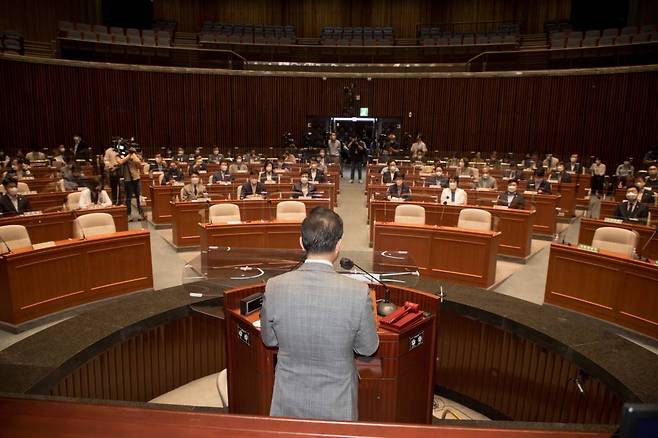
left=2, top=177, right=18, bottom=188
left=536, top=168, right=546, bottom=177
left=301, top=207, right=343, bottom=254
left=249, top=170, right=259, bottom=177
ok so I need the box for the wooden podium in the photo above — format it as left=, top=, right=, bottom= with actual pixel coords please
left=223, top=284, right=438, bottom=423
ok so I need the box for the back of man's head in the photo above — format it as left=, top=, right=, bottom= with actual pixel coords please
left=301, top=207, right=343, bottom=254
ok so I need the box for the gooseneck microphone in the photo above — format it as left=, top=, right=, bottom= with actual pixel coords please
left=340, top=257, right=397, bottom=316
left=439, top=200, right=448, bottom=226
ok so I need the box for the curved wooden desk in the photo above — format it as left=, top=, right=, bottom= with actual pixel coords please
left=171, top=198, right=330, bottom=248
left=373, top=222, right=500, bottom=288
left=0, top=230, right=152, bottom=327
left=545, top=243, right=658, bottom=338
left=578, top=217, right=658, bottom=260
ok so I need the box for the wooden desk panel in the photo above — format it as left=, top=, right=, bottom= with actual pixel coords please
left=0, top=230, right=153, bottom=325
left=545, top=243, right=658, bottom=338
left=552, top=182, right=578, bottom=216
left=24, top=191, right=70, bottom=212
left=599, top=200, right=658, bottom=223
left=529, top=194, right=561, bottom=236
left=578, top=218, right=658, bottom=260
left=171, top=199, right=331, bottom=248
left=151, top=183, right=337, bottom=225
left=373, top=223, right=500, bottom=288
left=0, top=207, right=128, bottom=245
left=368, top=201, right=533, bottom=259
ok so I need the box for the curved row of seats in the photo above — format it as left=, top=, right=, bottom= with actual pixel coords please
left=320, top=26, right=394, bottom=46
left=1, top=31, right=23, bottom=54
left=199, top=22, right=296, bottom=45
left=58, top=21, right=173, bottom=47
left=419, top=33, right=518, bottom=47
left=550, top=25, right=656, bottom=48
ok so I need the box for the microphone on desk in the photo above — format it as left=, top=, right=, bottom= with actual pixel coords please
left=439, top=200, right=448, bottom=226
left=340, top=257, right=397, bottom=316
left=639, top=223, right=658, bottom=256
left=0, top=235, right=12, bottom=254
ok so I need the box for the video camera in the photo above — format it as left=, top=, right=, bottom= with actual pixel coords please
left=112, top=136, right=140, bottom=158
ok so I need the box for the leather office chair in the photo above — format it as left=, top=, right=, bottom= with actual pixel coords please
left=142, top=163, right=150, bottom=174
left=65, top=192, right=82, bottom=211
left=276, top=201, right=306, bottom=221
left=394, top=204, right=426, bottom=225
left=457, top=208, right=492, bottom=231
left=17, top=182, right=29, bottom=194
left=0, top=224, right=32, bottom=252
left=591, top=227, right=639, bottom=258
left=151, top=171, right=164, bottom=184
left=73, top=212, right=116, bottom=239
left=208, top=203, right=241, bottom=224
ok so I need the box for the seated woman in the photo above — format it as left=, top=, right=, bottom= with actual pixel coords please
left=387, top=173, right=411, bottom=200
left=292, top=171, right=317, bottom=198
left=180, top=172, right=208, bottom=201
left=78, top=181, right=112, bottom=209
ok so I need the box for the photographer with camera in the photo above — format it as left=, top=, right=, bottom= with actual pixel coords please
left=103, top=143, right=121, bottom=205
left=117, top=146, right=144, bottom=221
left=348, top=135, right=367, bottom=184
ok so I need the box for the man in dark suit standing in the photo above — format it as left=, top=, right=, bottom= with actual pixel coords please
left=496, top=179, right=526, bottom=209
left=0, top=178, right=31, bottom=215
left=240, top=171, right=266, bottom=199
left=72, top=135, right=90, bottom=160
left=567, top=154, right=581, bottom=173
left=260, top=207, right=379, bottom=421
left=614, top=186, right=649, bottom=223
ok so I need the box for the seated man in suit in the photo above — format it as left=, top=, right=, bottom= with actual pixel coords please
left=527, top=168, right=552, bottom=194
left=260, top=161, right=278, bottom=184
left=634, top=177, right=655, bottom=204
left=645, top=165, right=658, bottom=191
left=273, top=158, right=290, bottom=173
left=0, top=178, right=31, bottom=215
left=188, top=155, right=208, bottom=175
left=229, top=155, right=249, bottom=173
left=549, top=162, right=572, bottom=183
left=292, top=171, right=317, bottom=199
left=440, top=177, right=467, bottom=205
left=387, top=173, right=411, bottom=200
left=260, top=207, right=378, bottom=421
left=496, top=179, right=526, bottom=209
left=150, top=153, right=168, bottom=172
left=381, top=160, right=400, bottom=184
left=614, top=186, right=649, bottom=223
left=307, top=159, right=326, bottom=183
left=63, top=164, right=84, bottom=191
left=475, top=167, right=498, bottom=190
left=240, top=171, right=267, bottom=199
left=164, top=161, right=184, bottom=183
left=505, top=162, right=524, bottom=180
left=317, top=149, right=333, bottom=170
left=180, top=171, right=208, bottom=201
left=426, top=165, right=448, bottom=188
left=207, top=146, right=223, bottom=164
left=173, top=147, right=189, bottom=164
left=212, top=161, right=233, bottom=183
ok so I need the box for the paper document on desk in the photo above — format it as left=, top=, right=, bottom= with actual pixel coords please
left=252, top=319, right=261, bottom=328
left=343, top=273, right=381, bottom=282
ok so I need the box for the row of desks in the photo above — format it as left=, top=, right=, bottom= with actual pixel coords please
left=150, top=183, right=337, bottom=225
left=0, top=206, right=128, bottom=244
left=171, top=198, right=331, bottom=248
left=366, top=186, right=561, bottom=236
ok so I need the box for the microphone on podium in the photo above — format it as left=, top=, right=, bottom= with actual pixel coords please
left=340, top=257, right=397, bottom=316
left=439, top=200, right=448, bottom=226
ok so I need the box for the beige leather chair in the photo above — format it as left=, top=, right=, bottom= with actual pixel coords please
left=236, top=185, right=242, bottom=199
left=457, top=208, right=492, bottom=231
left=65, top=192, right=82, bottom=211
left=0, top=225, right=32, bottom=252
left=208, top=203, right=241, bottom=224
left=73, top=213, right=116, bottom=239
left=142, top=163, right=150, bottom=174
left=17, top=181, right=30, bottom=194
left=149, top=371, right=226, bottom=408
left=276, top=201, right=306, bottom=221
left=152, top=171, right=164, bottom=184
left=591, top=227, right=639, bottom=258
left=394, top=204, right=426, bottom=225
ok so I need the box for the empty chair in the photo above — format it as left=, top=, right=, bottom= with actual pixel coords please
left=457, top=208, right=492, bottom=231
left=462, top=35, right=475, bottom=45
left=551, top=37, right=566, bottom=48
left=3, top=39, right=21, bottom=53
left=615, top=34, right=631, bottom=45
left=127, top=35, right=142, bottom=45
left=16, top=182, right=29, bottom=194
left=581, top=37, right=598, bottom=47
left=156, top=37, right=170, bottom=47
left=113, top=34, right=127, bottom=44
left=157, top=31, right=171, bottom=42
left=448, top=35, right=462, bottom=45
left=602, top=28, right=618, bottom=37
left=0, top=225, right=31, bottom=252
left=65, top=192, right=82, bottom=211
left=551, top=31, right=566, bottom=40
left=208, top=203, right=241, bottom=224
left=632, top=33, right=650, bottom=43
left=98, top=33, right=112, bottom=43
left=503, top=34, right=518, bottom=44
left=566, top=38, right=581, bottom=48
left=76, top=23, right=91, bottom=32
left=488, top=34, right=503, bottom=44
left=142, top=30, right=155, bottom=39
left=584, top=30, right=600, bottom=39
left=110, top=27, right=124, bottom=36
left=621, top=26, right=638, bottom=35
left=73, top=213, right=116, bottom=239
left=475, top=35, right=488, bottom=44
left=67, top=30, right=82, bottom=40
left=598, top=36, right=615, bottom=46
left=640, top=24, right=656, bottom=33
left=142, top=36, right=156, bottom=46
left=276, top=201, right=306, bottom=221
left=568, top=30, right=583, bottom=39
left=394, top=205, right=425, bottom=225
left=126, top=28, right=140, bottom=38
left=82, top=31, right=98, bottom=41
left=93, top=24, right=108, bottom=34
left=591, top=227, right=638, bottom=258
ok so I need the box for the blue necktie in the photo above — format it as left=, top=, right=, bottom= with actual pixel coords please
left=451, top=191, right=455, bottom=202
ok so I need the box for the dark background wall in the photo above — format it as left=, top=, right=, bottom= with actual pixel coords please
left=2, top=0, right=658, bottom=42
left=1, top=59, right=656, bottom=166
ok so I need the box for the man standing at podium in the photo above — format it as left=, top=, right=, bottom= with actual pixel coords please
left=260, top=207, right=379, bottom=421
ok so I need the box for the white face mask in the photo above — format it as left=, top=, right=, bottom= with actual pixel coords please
left=266, top=167, right=272, bottom=173
left=571, top=158, right=577, bottom=163
left=220, top=166, right=227, bottom=171
left=300, top=177, right=309, bottom=184
left=557, top=166, right=564, bottom=172
left=626, top=192, right=638, bottom=201
left=191, top=178, right=200, bottom=184
left=8, top=187, right=18, bottom=196
left=389, top=166, right=396, bottom=172
left=213, top=150, right=219, bottom=155
left=449, top=182, right=457, bottom=190
left=236, top=159, right=242, bottom=164
left=482, top=173, right=489, bottom=178
left=436, top=171, right=443, bottom=176
left=396, top=180, right=403, bottom=186
left=508, top=185, right=517, bottom=193
left=636, top=182, right=645, bottom=190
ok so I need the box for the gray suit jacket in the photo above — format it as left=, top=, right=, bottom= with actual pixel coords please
left=260, top=261, right=379, bottom=421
